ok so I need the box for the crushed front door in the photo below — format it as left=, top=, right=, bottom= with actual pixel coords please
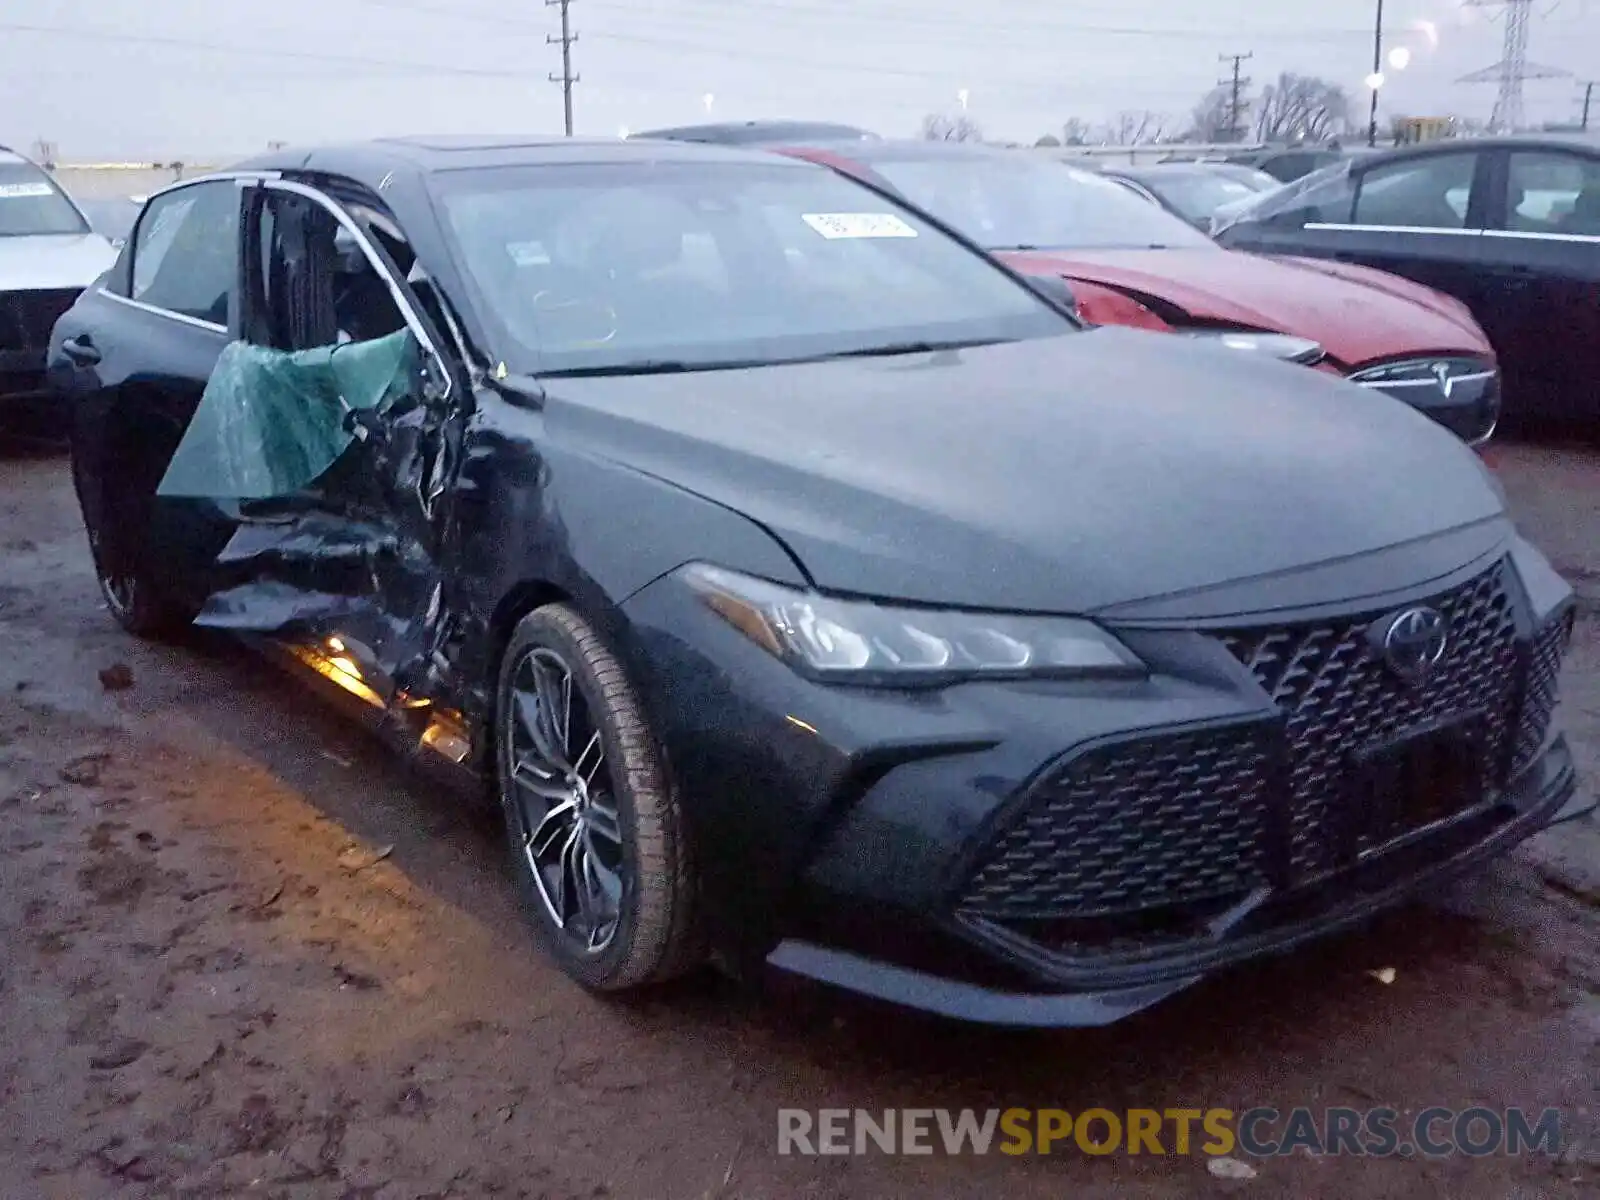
left=154, top=177, right=463, bottom=706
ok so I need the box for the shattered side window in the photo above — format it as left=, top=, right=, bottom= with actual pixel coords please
left=1211, top=161, right=1355, bottom=235
left=156, top=329, right=420, bottom=499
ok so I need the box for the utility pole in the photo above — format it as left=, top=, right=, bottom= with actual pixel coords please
left=1581, top=80, right=1597, bottom=130
left=547, top=0, right=578, bottom=137
left=1368, top=0, right=1384, bottom=147
left=1218, top=52, right=1253, bottom=142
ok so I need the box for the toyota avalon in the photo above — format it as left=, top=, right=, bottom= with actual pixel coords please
left=50, top=136, right=1578, bottom=1025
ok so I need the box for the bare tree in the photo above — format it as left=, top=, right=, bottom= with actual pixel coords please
left=1187, top=84, right=1241, bottom=142
left=1097, top=110, right=1170, bottom=146
left=921, top=113, right=984, bottom=142
left=1060, top=117, right=1092, bottom=146
left=1035, top=134, right=1062, bottom=147
left=1253, top=73, right=1353, bottom=143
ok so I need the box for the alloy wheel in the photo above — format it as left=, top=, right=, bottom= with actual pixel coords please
left=504, top=647, right=626, bottom=954
left=86, top=524, right=137, bottom=620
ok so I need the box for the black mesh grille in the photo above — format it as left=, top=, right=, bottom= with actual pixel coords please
left=1512, top=608, right=1573, bottom=776
left=1216, top=563, right=1519, bottom=878
left=958, top=563, right=1548, bottom=924
left=0, top=288, right=79, bottom=353
left=961, top=724, right=1275, bottom=919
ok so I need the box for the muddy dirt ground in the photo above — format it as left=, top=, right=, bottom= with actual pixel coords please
left=0, top=441, right=1597, bottom=1199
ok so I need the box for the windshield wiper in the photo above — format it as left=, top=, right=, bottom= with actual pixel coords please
left=815, top=338, right=1011, bottom=360
left=539, top=360, right=708, bottom=378
left=537, top=339, right=1010, bottom=377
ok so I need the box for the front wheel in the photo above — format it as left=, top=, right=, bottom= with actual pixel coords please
left=495, top=603, right=702, bottom=991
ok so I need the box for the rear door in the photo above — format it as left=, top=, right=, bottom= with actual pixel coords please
left=1318, top=148, right=1493, bottom=307
left=1217, top=150, right=1494, bottom=310
left=153, top=176, right=467, bottom=702
left=1475, top=146, right=1600, bottom=423
left=55, top=177, right=246, bottom=607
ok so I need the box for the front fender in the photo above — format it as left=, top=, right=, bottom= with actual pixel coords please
left=446, top=404, right=808, bottom=717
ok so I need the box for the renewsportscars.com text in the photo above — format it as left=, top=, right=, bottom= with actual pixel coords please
left=776, top=1106, right=1564, bottom=1158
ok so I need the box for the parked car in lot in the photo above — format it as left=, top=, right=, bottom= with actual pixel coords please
left=631, top=119, right=878, bottom=145
left=1099, top=162, right=1280, bottom=229
left=1224, top=146, right=1348, bottom=183
left=0, top=144, right=118, bottom=439
left=711, top=137, right=1503, bottom=445
left=74, top=196, right=143, bottom=249
left=1214, top=135, right=1600, bottom=427
left=52, top=135, right=1577, bottom=1026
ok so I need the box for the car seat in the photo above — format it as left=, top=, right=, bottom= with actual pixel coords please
left=1558, top=184, right=1600, bottom=235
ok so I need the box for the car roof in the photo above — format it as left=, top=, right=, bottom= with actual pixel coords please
left=1347, top=133, right=1600, bottom=161
left=633, top=120, right=879, bottom=145
left=778, top=137, right=1023, bottom=165
left=220, top=133, right=816, bottom=202
left=234, top=133, right=793, bottom=173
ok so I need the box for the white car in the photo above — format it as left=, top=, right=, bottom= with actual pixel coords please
left=1, top=145, right=117, bottom=438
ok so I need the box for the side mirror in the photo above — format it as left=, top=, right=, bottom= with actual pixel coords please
left=1024, top=273, right=1081, bottom=322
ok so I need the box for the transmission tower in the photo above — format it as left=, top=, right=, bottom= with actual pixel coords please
left=1459, top=0, right=1569, bottom=132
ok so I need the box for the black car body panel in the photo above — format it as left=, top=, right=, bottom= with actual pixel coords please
left=548, top=332, right=1504, bottom=614
left=49, top=136, right=1580, bottom=1025
left=1215, top=135, right=1600, bottom=424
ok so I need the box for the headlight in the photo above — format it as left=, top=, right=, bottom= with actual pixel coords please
left=684, top=565, right=1146, bottom=686
left=1179, top=330, right=1324, bottom=365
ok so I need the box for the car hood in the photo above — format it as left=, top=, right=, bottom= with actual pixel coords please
left=542, top=329, right=1503, bottom=615
left=997, top=247, right=1491, bottom=365
left=0, top=233, right=117, bottom=291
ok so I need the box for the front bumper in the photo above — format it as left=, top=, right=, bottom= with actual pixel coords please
left=621, top=547, right=1575, bottom=1026
left=769, top=734, right=1576, bottom=1026
left=1345, top=357, right=1501, bottom=447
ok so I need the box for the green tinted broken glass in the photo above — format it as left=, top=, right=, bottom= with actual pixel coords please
left=157, top=330, right=419, bottom=499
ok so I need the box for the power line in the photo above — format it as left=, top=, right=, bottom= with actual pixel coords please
left=1218, top=53, right=1253, bottom=143
left=0, top=19, right=530, bottom=79
left=361, top=0, right=1377, bottom=42
left=547, top=0, right=578, bottom=137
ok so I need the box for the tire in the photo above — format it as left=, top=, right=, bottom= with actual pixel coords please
left=73, top=454, right=195, bottom=640
left=495, top=603, right=702, bottom=991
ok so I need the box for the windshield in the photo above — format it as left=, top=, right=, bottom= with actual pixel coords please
left=432, top=160, right=1071, bottom=375
left=0, top=162, right=89, bottom=237
left=76, top=197, right=140, bottom=242
left=859, top=154, right=1214, bottom=251
left=1137, top=172, right=1264, bottom=224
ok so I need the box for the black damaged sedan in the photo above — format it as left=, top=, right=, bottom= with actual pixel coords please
left=51, top=136, right=1579, bottom=1025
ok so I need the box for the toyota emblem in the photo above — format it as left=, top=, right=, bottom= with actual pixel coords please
left=1379, top=607, right=1449, bottom=682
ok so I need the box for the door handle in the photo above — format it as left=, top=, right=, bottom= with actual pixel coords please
left=61, top=334, right=101, bottom=366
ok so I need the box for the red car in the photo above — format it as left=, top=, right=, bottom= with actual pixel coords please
left=757, top=139, right=1501, bottom=447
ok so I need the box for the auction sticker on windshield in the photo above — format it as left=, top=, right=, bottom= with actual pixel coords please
left=0, top=182, right=56, bottom=199
left=801, top=212, right=918, bottom=239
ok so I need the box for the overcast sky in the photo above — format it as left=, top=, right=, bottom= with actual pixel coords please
left=1, top=0, right=1596, bottom=159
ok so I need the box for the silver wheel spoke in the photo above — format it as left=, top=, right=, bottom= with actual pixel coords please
left=526, top=797, right=577, bottom=858
left=585, top=796, right=623, bottom=847
left=514, top=686, right=572, bottom=778
left=513, top=755, right=573, bottom=802
left=572, top=730, right=605, bottom=787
